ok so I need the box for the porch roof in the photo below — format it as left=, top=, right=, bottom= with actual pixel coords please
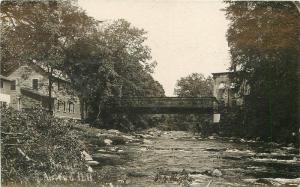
left=20, top=87, right=56, bottom=101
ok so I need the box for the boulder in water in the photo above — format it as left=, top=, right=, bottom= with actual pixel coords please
left=87, top=160, right=99, bottom=166
left=107, top=129, right=121, bottom=134
left=212, top=169, right=222, bottom=177
left=143, top=139, right=152, bottom=144
left=81, top=150, right=93, bottom=161
left=104, top=139, right=113, bottom=145
left=208, top=136, right=215, bottom=140
left=93, top=153, right=121, bottom=160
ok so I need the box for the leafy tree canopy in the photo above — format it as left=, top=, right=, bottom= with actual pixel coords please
left=225, top=1, right=300, bottom=141
left=1, top=0, right=98, bottom=111
left=174, top=73, right=213, bottom=97
left=1, top=0, right=97, bottom=72
left=1, top=1, right=165, bottom=128
left=65, top=19, right=165, bottom=123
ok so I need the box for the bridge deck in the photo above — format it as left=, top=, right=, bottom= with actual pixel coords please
left=106, top=97, right=219, bottom=114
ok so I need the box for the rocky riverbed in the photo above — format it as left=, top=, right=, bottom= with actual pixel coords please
left=5, top=125, right=300, bottom=187
left=74, top=125, right=300, bottom=187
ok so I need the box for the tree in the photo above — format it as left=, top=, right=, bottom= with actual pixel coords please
left=172, top=73, right=213, bottom=133
left=225, top=2, right=300, bottom=142
left=1, top=0, right=97, bottom=111
left=174, top=73, right=213, bottom=97
left=65, top=19, right=164, bottom=128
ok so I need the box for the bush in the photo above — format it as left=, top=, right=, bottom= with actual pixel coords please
left=1, top=107, right=89, bottom=183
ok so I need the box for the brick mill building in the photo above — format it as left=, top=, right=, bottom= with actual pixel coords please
left=212, top=71, right=249, bottom=107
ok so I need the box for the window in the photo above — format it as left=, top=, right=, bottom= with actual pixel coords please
left=218, top=82, right=226, bottom=89
left=68, top=102, right=71, bottom=113
left=58, top=80, right=64, bottom=90
left=230, top=83, right=235, bottom=89
left=32, top=79, right=38, bottom=90
left=68, top=102, right=75, bottom=113
left=217, top=89, right=225, bottom=100
left=57, top=100, right=60, bottom=111
left=11, top=80, right=16, bottom=90
left=0, top=101, right=7, bottom=108
left=0, top=80, right=3, bottom=88
left=63, top=101, right=66, bottom=112
left=17, top=97, right=21, bottom=110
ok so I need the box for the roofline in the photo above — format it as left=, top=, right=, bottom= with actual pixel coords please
left=0, top=75, right=12, bottom=81
left=2, top=63, right=21, bottom=76
left=4, top=62, right=70, bottom=83
left=211, top=71, right=236, bottom=76
left=20, top=87, right=56, bottom=99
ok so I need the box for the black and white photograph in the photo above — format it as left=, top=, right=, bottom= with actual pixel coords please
left=0, top=0, right=299, bottom=186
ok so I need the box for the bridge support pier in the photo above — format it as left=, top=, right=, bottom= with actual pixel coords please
left=213, top=113, right=221, bottom=123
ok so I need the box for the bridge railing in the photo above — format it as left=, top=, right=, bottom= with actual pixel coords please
left=108, top=97, right=218, bottom=109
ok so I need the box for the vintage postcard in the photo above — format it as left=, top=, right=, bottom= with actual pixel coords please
left=1, top=0, right=299, bottom=186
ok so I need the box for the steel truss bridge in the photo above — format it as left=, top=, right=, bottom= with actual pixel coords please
left=106, top=97, right=219, bottom=114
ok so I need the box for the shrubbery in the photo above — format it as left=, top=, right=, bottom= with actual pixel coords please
left=1, top=107, right=89, bottom=183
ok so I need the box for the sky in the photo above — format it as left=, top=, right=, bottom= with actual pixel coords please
left=78, top=0, right=231, bottom=96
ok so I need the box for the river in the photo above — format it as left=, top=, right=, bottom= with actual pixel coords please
left=91, top=130, right=300, bottom=186
left=5, top=129, right=300, bottom=187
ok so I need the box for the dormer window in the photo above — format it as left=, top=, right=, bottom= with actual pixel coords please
left=32, top=79, right=38, bottom=90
